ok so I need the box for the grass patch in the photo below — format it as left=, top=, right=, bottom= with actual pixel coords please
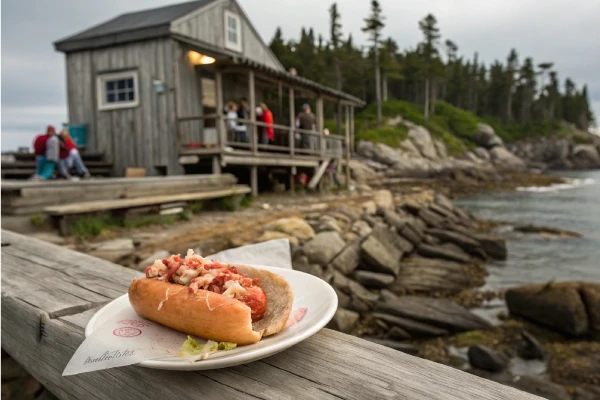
left=356, top=125, right=408, bottom=148
left=30, top=213, right=46, bottom=227
left=69, top=215, right=120, bottom=240
left=189, top=201, right=204, bottom=214
left=123, top=213, right=187, bottom=229
left=572, top=134, right=594, bottom=144
left=452, top=331, right=487, bottom=347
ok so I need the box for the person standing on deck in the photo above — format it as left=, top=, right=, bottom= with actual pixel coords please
left=298, top=103, right=316, bottom=149
left=255, top=105, right=265, bottom=144
left=260, top=102, right=274, bottom=145
left=58, top=129, right=90, bottom=179
left=225, top=101, right=239, bottom=142
left=32, top=125, right=57, bottom=180
left=235, top=98, right=249, bottom=143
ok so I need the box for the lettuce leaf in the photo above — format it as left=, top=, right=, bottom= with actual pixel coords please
left=218, top=342, right=237, bottom=351
left=180, top=336, right=203, bottom=356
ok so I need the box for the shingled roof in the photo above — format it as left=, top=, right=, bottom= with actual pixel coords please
left=54, top=0, right=216, bottom=52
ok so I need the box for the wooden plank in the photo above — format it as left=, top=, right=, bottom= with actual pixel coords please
left=222, top=155, right=319, bottom=168
left=250, top=166, right=258, bottom=197
left=289, top=87, right=295, bottom=157
left=1, top=231, right=540, bottom=400
left=44, top=185, right=251, bottom=215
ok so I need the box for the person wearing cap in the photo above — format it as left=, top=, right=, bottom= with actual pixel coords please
left=297, top=103, right=316, bottom=149
left=235, top=98, right=249, bottom=143
left=32, top=125, right=58, bottom=180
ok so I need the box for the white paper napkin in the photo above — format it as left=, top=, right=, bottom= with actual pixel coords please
left=63, top=239, right=292, bottom=376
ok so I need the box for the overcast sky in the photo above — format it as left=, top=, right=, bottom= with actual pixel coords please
left=2, top=0, right=599, bottom=151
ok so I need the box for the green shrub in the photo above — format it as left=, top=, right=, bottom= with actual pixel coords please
left=356, top=125, right=408, bottom=148
left=572, top=134, right=594, bottom=144
left=30, top=214, right=45, bottom=227
left=69, top=215, right=120, bottom=240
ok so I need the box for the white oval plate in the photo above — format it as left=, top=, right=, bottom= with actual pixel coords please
left=85, top=265, right=338, bottom=370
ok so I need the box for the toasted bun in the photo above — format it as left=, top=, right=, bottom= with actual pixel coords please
left=128, top=265, right=293, bottom=345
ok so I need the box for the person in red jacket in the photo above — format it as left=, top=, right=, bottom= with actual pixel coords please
left=32, top=125, right=57, bottom=180
left=259, top=102, right=274, bottom=144
left=58, top=129, right=90, bottom=179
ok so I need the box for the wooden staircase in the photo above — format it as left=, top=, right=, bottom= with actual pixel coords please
left=1, top=152, right=113, bottom=179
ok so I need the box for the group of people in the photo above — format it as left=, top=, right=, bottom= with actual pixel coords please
left=32, top=125, right=90, bottom=181
left=225, top=98, right=274, bottom=145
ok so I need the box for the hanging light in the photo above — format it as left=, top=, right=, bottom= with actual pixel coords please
left=188, top=50, right=216, bottom=65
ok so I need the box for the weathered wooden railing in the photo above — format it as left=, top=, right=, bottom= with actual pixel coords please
left=177, top=115, right=344, bottom=159
left=1, top=230, right=540, bottom=400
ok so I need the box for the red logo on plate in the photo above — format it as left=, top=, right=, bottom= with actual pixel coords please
left=113, top=327, right=142, bottom=337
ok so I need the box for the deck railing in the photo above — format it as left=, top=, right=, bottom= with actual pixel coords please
left=177, top=115, right=344, bottom=159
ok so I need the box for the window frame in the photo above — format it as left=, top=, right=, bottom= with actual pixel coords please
left=96, top=70, right=140, bottom=111
left=223, top=10, right=242, bottom=52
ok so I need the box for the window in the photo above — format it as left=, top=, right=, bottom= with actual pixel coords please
left=224, top=10, right=242, bottom=52
left=96, top=70, right=139, bottom=110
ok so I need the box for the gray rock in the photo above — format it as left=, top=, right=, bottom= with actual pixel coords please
left=350, top=297, right=371, bottom=313
left=489, top=147, right=526, bottom=171
left=376, top=296, right=491, bottom=332
left=433, top=139, right=448, bottom=159
left=518, top=331, right=545, bottom=360
left=434, top=193, right=455, bottom=212
left=353, top=270, right=395, bottom=289
left=380, top=289, right=400, bottom=303
left=474, top=234, right=507, bottom=260
left=316, top=220, right=342, bottom=233
left=423, top=234, right=440, bottom=245
left=506, top=282, right=596, bottom=336
left=330, top=240, right=362, bottom=275
left=372, top=313, right=449, bottom=337
left=399, top=138, right=422, bottom=157
left=357, top=140, right=405, bottom=166
left=363, top=337, right=420, bottom=355
left=417, top=243, right=471, bottom=263
left=508, top=376, right=571, bottom=400
left=263, top=217, right=315, bottom=240
left=361, top=200, right=378, bottom=215
left=474, top=147, right=491, bottom=161
left=474, top=123, right=504, bottom=149
left=29, top=232, right=67, bottom=246
left=361, top=235, right=402, bottom=276
left=571, top=144, right=600, bottom=169
left=426, top=228, right=487, bottom=259
left=303, top=231, right=346, bottom=266
left=374, top=189, right=394, bottom=210
left=349, top=159, right=377, bottom=183
left=293, top=262, right=324, bottom=279
left=332, top=270, right=351, bottom=293
left=408, top=126, right=438, bottom=159
left=361, top=213, right=380, bottom=227
left=88, top=238, right=135, bottom=263
left=351, top=220, right=373, bottom=237
left=468, top=345, right=508, bottom=372
left=334, top=287, right=351, bottom=309
left=382, top=210, right=423, bottom=246
left=389, top=326, right=412, bottom=340
left=418, top=208, right=445, bottom=228
left=370, top=223, right=411, bottom=254
left=331, top=308, right=360, bottom=334
left=348, top=280, right=380, bottom=305
left=136, top=250, right=171, bottom=271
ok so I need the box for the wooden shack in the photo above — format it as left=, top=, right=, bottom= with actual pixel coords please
left=54, top=0, right=364, bottom=193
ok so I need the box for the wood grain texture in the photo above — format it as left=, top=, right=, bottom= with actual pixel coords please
left=1, top=230, right=541, bottom=400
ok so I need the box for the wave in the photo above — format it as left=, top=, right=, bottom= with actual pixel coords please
left=516, top=178, right=596, bottom=193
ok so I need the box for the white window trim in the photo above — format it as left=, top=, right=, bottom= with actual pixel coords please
left=224, top=10, right=242, bottom=53
left=96, top=70, right=140, bottom=111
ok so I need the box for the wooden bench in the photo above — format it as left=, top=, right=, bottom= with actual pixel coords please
left=0, top=230, right=539, bottom=400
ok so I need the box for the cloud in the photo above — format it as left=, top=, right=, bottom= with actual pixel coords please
left=2, top=0, right=599, bottom=151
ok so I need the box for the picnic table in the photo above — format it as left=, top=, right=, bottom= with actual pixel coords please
left=0, top=230, right=541, bottom=400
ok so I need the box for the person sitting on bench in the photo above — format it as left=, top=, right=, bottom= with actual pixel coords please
left=58, top=129, right=90, bottom=179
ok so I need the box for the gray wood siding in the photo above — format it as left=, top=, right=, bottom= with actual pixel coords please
left=170, top=0, right=284, bottom=72
left=65, top=38, right=183, bottom=176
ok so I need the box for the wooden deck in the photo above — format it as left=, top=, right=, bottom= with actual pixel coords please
left=1, top=174, right=241, bottom=215
left=1, top=230, right=541, bottom=400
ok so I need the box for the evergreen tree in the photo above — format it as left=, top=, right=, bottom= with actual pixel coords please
left=504, top=49, right=518, bottom=122
left=418, top=13, right=441, bottom=119
left=362, top=0, right=385, bottom=126
left=380, top=37, right=401, bottom=101
left=516, top=57, right=537, bottom=126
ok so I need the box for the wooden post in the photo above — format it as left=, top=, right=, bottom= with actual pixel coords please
left=215, top=70, right=226, bottom=150
left=250, top=166, right=258, bottom=196
left=290, top=166, right=296, bottom=194
left=316, top=96, right=324, bottom=157
left=350, top=106, right=355, bottom=154
left=345, top=105, right=351, bottom=189
left=212, top=156, right=221, bottom=175
left=278, top=82, right=283, bottom=125
left=249, top=70, right=257, bottom=155
left=289, top=87, right=295, bottom=157
left=336, top=101, right=342, bottom=136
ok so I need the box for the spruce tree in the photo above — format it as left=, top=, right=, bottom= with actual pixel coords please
left=362, top=0, right=385, bottom=126
left=418, top=13, right=441, bottom=119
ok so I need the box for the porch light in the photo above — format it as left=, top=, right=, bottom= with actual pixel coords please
left=188, top=50, right=216, bottom=65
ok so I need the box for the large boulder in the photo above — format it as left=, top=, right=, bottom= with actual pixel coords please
left=370, top=223, right=413, bottom=254
left=473, top=147, right=491, bottom=162
left=408, top=126, right=438, bottom=159
left=357, top=140, right=404, bottom=166
left=263, top=217, right=315, bottom=240
left=468, top=345, right=509, bottom=372
left=392, top=256, right=485, bottom=294
left=373, top=189, right=394, bottom=210
left=571, top=144, right=600, bottom=169
left=474, top=234, right=507, bottom=260
left=302, top=231, right=345, bottom=266
left=348, top=159, right=377, bottom=183
left=473, top=123, right=504, bottom=149
left=330, top=308, right=360, bottom=334
left=330, top=240, right=362, bottom=275
left=433, top=139, right=448, bottom=159
left=505, top=282, right=600, bottom=336
left=256, top=230, right=299, bottom=246
left=417, top=243, right=471, bottom=264
left=376, top=296, right=491, bottom=332
left=372, top=313, right=448, bottom=337
left=426, top=228, right=487, bottom=259
left=399, top=138, right=421, bottom=157
left=361, top=235, right=402, bottom=276
left=489, top=147, right=527, bottom=171
left=352, top=270, right=395, bottom=289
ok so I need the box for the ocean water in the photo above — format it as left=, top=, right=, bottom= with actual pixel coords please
left=455, top=170, right=600, bottom=289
